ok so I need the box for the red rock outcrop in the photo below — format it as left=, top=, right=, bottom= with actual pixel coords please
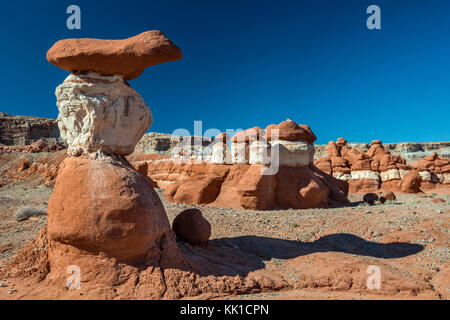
left=410, top=152, right=450, bottom=188
left=0, top=151, right=66, bottom=187
left=0, top=139, right=65, bottom=153
left=132, top=120, right=349, bottom=210
left=400, top=170, right=422, bottom=193
left=145, top=160, right=349, bottom=210
left=313, top=138, right=449, bottom=193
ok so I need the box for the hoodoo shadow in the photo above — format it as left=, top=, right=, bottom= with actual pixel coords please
left=179, top=233, right=424, bottom=277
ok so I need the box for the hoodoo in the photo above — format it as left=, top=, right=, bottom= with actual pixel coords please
left=45, top=31, right=189, bottom=286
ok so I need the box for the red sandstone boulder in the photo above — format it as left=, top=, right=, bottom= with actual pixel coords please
left=363, top=193, right=378, bottom=204
left=172, top=209, right=211, bottom=245
left=383, top=191, right=396, bottom=201
left=47, top=30, right=182, bottom=80
left=430, top=198, right=445, bottom=203
left=400, top=170, right=422, bottom=193
left=265, top=119, right=316, bottom=143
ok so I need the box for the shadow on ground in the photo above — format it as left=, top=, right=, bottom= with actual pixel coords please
left=179, top=233, right=424, bottom=277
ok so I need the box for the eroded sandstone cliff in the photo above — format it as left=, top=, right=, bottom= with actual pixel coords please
left=0, top=113, right=62, bottom=146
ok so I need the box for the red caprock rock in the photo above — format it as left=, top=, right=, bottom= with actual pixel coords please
left=46, top=30, right=182, bottom=80
left=265, top=119, right=317, bottom=143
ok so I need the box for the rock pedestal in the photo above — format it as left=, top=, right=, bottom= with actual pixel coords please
left=46, top=30, right=187, bottom=285
left=47, top=156, right=176, bottom=265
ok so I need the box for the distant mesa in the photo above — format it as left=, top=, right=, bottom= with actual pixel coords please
left=46, top=30, right=182, bottom=80
left=0, top=112, right=63, bottom=147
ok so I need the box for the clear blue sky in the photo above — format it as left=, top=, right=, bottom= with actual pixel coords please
left=0, top=0, right=449, bottom=143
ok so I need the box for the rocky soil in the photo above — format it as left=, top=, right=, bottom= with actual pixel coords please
left=1, top=183, right=448, bottom=299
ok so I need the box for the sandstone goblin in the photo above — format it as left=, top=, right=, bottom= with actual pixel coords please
left=314, top=141, right=450, bottom=164
left=314, top=138, right=449, bottom=193
left=47, top=30, right=182, bottom=80
left=44, top=31, right=189, bottom=285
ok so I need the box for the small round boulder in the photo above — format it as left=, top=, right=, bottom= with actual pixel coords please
left=384, top=191, right=396, bottom=201
left=172, top=209, right=211, bottom=245
left=363, top=193, right=379, bottom=205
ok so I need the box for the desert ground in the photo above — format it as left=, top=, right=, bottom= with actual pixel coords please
left=1, top=176, right=448, bottom=300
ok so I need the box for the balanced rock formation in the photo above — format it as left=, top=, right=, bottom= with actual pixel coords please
left=44, top=31, right=190, bottom=287
left=47, top=30, right=182, bottom=80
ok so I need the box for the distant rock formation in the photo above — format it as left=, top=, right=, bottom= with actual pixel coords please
left=315, top=141, right=450, bottom=163
left=314, top=139, right=449, bottom=193
left=135, top=132, right=213, bottom=155
left=132, top=119, right=350, bottom=210
left=0, top=113, right=62, bottom=146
